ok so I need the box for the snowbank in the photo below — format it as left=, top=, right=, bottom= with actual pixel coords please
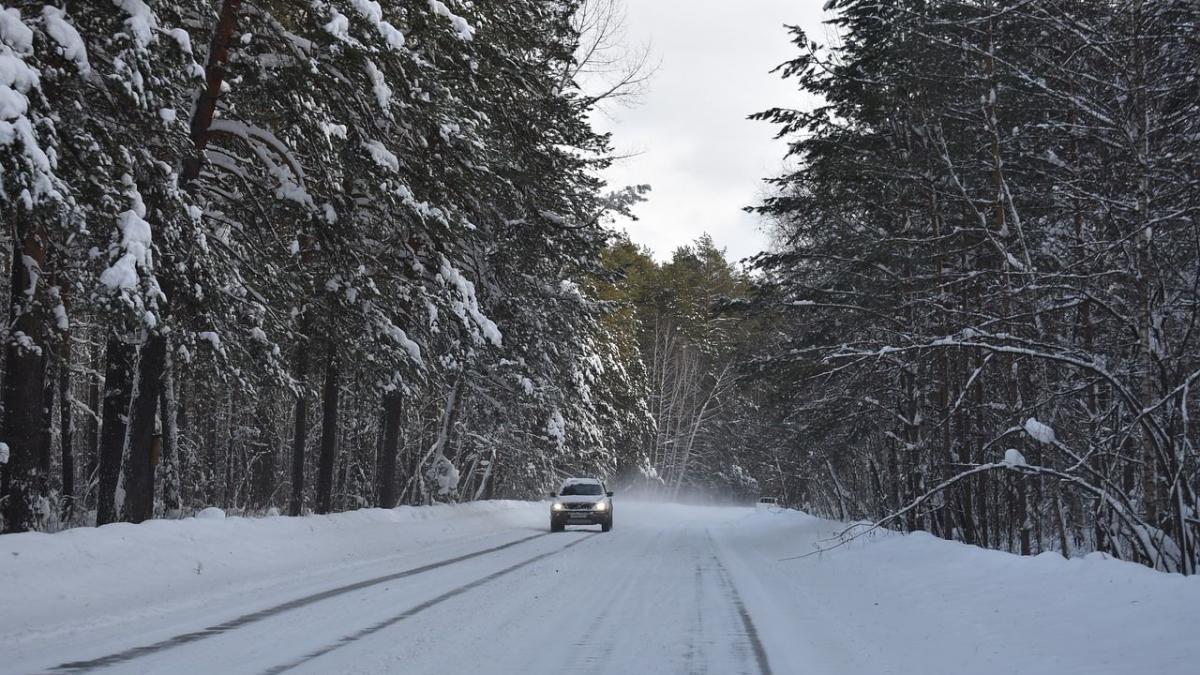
left=715, top=508, right=1200, bottom=675
left=0, top=500, right=544, bottom=645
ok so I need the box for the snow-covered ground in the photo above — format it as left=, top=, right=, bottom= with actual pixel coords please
left=1, top=501, right=1196, bottom=674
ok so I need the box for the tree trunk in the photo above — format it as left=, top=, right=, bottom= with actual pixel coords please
left=39, top=352, right=54, bottom=499
left=122, top=333, right=167, bottom=524
left=0, top=234, right=48, bottom=533
left=289, top=345, right=308, bottom=516
left=84, top=362, right=100, bottom=510
left=183, top=0, right=243, bottom=183
left=59, top=336, right=74, bottom=521
left=159, top=347, right=180, bottom=516
left=315, top=344, right=339, bottom=514
left=96, top=335, right=136, bottom=526
left=377, top=389, right=402, bottom=508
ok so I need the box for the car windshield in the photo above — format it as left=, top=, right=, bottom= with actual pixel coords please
left=560, top=483, right=602, bottom=496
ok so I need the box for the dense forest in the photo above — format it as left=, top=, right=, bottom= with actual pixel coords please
left=2, top=0, right=1198, bottom=577
left=747, top=0, right=1200, bottom=574
left=0, top=0, right=662, bottom=532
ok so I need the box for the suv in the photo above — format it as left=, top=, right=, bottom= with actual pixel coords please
left=550, top=478, right=613, bottom=532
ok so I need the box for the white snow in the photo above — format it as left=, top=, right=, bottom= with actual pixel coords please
left=427, top=456, right=460, bottom=495
left=0, top=8, right=34, bottom=53
left=381, top=319, right=423, bottom=365
left=0, top=441, right=8, bottom=464
left=319, top=121, right=347, bottom=140
left=197, top=330, right=222, bottom=350
left=363, top=140, right=399, bottom=172
left=1, top=503, right=1196, bottom=674
left=351, top=0, right=405, bottom=49
left=323, top=9, right=351, bottom=42
left=52, top=301, right=68, bottom=330
left=41, top=7, right=90, bottom=74
left=99, top=177, right=154, bottom=292
left=208, top=119, right=313, bottom=209
left=438, top=259, right=502, bottom=346
left=428, top=0, right=475, bottom=41
left=350, top=0, right=383, bottom=24
left=546, top=409, right=566, bottom=448
left=0, top=8, right=43, bottom=179
left=112, top=0, right=157, bottom=49
left=166, top=27, right=192, bottom=55
left=196, top=507, right=226, bottom=520
left=1003, top=447, right=1027, bottom=467
left=1024, top=417, right=1056, bottom=444
left=98, top=254, right=138, bottom=291
left=364, top=61, right=392, bottom=114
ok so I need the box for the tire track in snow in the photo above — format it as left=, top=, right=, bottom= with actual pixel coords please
left=706, top=530, right=773, bottom=675
left=259, top=533, right=600, bottom=675
left=682, top=554, right=708, bottom=675
left=44, top=532, right=550, bottom=673
left=575, top=527, right=673, bottom=674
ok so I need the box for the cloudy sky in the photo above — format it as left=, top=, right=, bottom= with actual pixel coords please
left=591, top=0, right=831, bottom=263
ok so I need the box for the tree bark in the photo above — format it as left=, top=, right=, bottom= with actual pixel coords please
left=59, top=336, right=74, bottom=520
left=84, top=362, right=100, bottom=510
left=315, top=344, right=339, bottom=514
left=122, top=333, right=167, bottom=524
left=39, top=352, right=54, bottom=497
left=0, top=233, right=48, bottom=533
left=183, top=0, right=243, bottom=184
left=288, top=345, right=308, bottom=516
left=96, top=335, right=135, bottom=526
left=159, top=348, right=180, bottom=516
left=377, top=389, right=403, bottom=508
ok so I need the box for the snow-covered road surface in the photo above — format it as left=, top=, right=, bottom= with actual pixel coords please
left=3, top=501, right=1198, bottom=674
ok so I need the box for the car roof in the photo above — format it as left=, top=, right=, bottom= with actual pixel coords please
left=561, top=477, right=602, bottom=486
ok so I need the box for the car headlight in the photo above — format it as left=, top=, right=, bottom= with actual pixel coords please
left=552, top=502, right=564, bottom=511
left=593, top=501, right=607, bottom=511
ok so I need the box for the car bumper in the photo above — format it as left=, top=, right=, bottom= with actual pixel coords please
left=552, top=510, right=609, bottom=525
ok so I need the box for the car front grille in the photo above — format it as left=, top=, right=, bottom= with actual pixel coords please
left=565, top=502, right=593, bottom=510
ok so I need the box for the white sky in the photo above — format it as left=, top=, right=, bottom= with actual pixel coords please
left=592, top=0, right=831, bottom=263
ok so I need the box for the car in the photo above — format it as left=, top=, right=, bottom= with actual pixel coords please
left=756, top=496, right=779, bottom=511
left=549, top=478, right=613, bottom=532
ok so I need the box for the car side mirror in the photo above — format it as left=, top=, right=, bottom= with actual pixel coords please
left=549, top=492, right=557, bottom=499
left=606, top=491, right=614, bottom=497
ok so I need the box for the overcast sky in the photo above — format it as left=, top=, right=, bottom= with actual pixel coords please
left=592, top=0, right=831, bottom=263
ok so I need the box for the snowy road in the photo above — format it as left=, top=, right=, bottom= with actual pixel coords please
left=3, top=501, right=1199, bottom=674
left=6, top=504, right=773, bottom=675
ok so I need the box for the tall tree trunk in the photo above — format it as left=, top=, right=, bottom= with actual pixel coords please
left=1, top=233, right=48, bottom=533
left=289, top=345, right=308, bottom=516
left=96, top=335, right=135, bottom=526
left=84, top=360, right=100, bottom=510
left=39, top=352, right=54, bottom=500
left=183, top=0, right=243, bottom=184
left=377, top=389, right=402, bottom=508
left=315, top=344, right=339, bottom=514
left=122, top=333, right=166, bottom=523
left=59, top=336, right=74, bottom=521
left=159, top=348, right=180, bottom=516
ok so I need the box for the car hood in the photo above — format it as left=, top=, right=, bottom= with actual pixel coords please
left=555, top=496, right=605, bottom=507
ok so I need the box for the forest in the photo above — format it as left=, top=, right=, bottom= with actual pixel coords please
left=2, top=0, right=1199, bottom=577
left=747, top=0, right=1200, bottom=575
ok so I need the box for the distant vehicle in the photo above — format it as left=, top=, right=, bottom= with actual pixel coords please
left=550, top=478, right=613, bottom=532
left=756, top=496, right=779, bottom=511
